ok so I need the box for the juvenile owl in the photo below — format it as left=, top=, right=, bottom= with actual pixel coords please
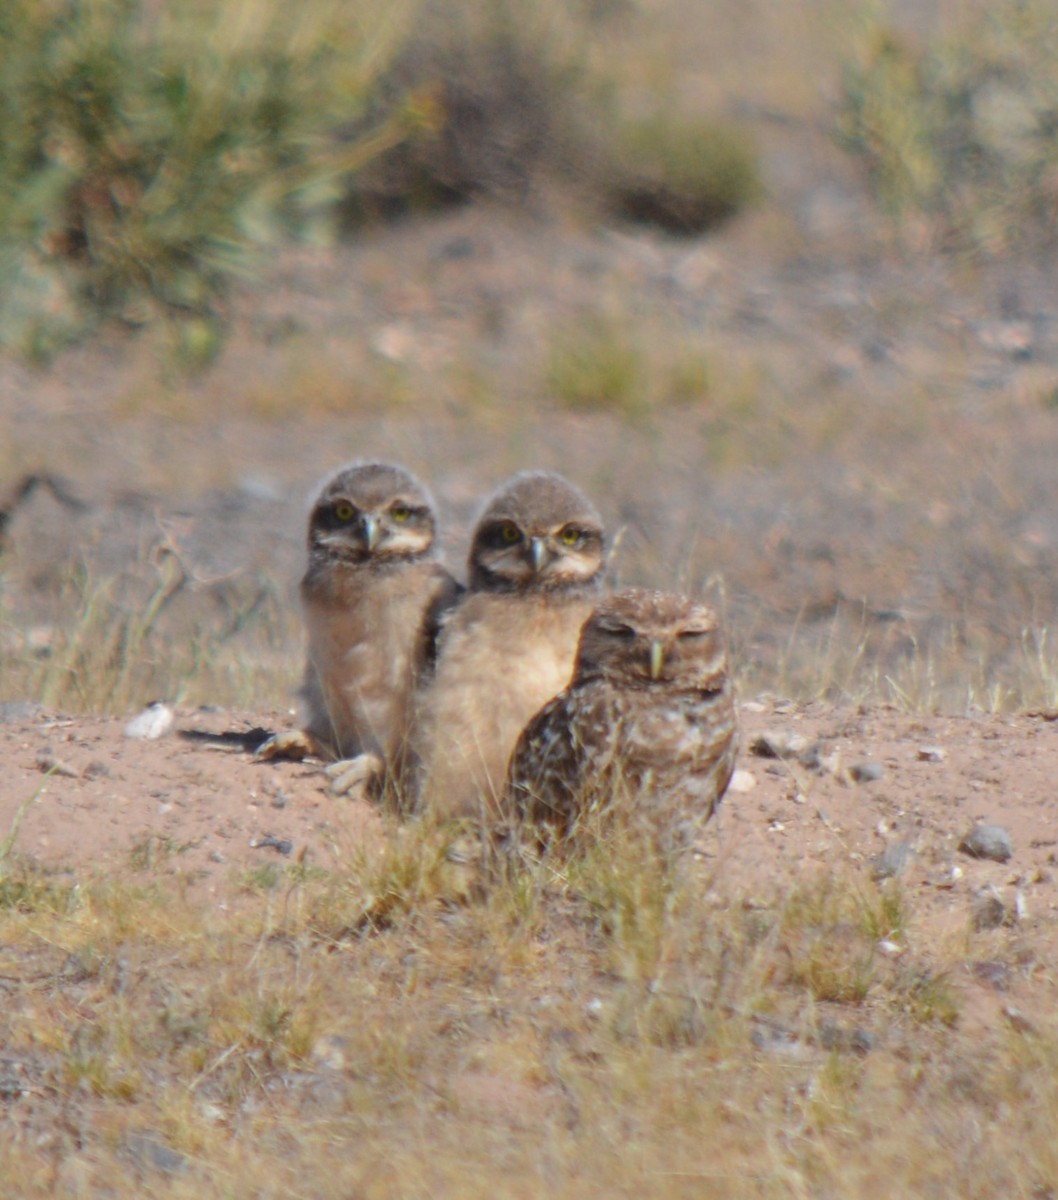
left=505, top=587, right=737, bottom=854
left=413, top=470, right=605, bottom=820
left=261, top=462, right=461, bottom=799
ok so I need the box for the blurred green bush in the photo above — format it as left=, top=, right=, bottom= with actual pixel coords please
left=0, top=0, right=414, bottom=358
left=837, top=1, right=1058, bottom=252
left=0, top=0, right=761, bottom=359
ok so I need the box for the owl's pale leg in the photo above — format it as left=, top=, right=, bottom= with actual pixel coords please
left=255, top=729, right=321, bottom=762
left=324, top=752, right=384, bottom=799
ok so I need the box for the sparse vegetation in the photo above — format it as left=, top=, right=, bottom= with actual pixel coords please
left=545, top=313, right=647, bottom=414
left=837, top=1, right=1058, bottom=251
left=5, top=1, right=1058, bottom=1191
left=0, top=0, right=417, bottom=358
left=341, top=0, right=600, bottom=218
left=0, top=538, right=296, bottom=714
left=602, top=110, right=762, bottom=235
left=0, top=0, right=763, bottom=359
left=1, top=828, right=1052, bottom=1198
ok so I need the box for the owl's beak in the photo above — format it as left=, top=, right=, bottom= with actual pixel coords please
left=528, top=537, right=548, bottom=572
left=362, top=515, right=380, bottom=552
left=649, top=639, right=665, bottom=680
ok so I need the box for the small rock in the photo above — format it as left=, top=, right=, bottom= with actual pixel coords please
left=0, top=1060, right=27, bottom=1100
left=917, top=745, right=946, bottom=763
left=0, top=701, right=43, bottom=724
left=124, top=702, right=175, bottom=741
left=124, top=1134, right=187, bottom=1175
left=818, top=1021, right=874, bottom=1055
left=1002, top=1004, right=1036, bottom=1035
left=959, top=824, right=1013, bottom=863
left=311, top=1035, right=349, bottom=1072
left=870, top=841, right=914, bottom=881
left=848, top=760, right=885, bottom=784
left=35, top=750, right=79, bottom=778
left=197, top=1101, right=227, bottom=1126
left=750, top=730, right=809, bottom=759
left=83, top=760, right=110, bottom=780
left=251, top=835, right=293, bottom=856
left=727, top=769, right=757, bottom=794
left=971, top=960, right=1010, bottom=990
left=796, top=742, right=830, bottom=772
left=751, top=1025, right=812, bottom=1060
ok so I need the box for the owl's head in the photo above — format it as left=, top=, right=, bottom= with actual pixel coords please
left=469, top=471, right=604, bottom=594
left=575, top=588, right=728, bottom=690
left=307, top=462, right=437, bottom=565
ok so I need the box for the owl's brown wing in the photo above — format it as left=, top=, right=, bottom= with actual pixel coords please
left=417, top=566, right=463, bottom=672
left=419, top=567, right=465, bottom=676
left=505, top=691, right=582, bottom=837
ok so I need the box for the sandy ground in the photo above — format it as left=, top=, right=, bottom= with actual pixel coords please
left=3, top=697, right=1056, bottom=1029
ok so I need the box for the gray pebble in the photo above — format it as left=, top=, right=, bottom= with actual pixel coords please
left=970, top=960, right=1010, bottom=990
left=0, top=701, right=44, bottom=724
left=818, top=1021, right=874, bottom=1054
left=35, top=750, right=79, bottom=778
left=124, top=702, right=175, bottom=740
left=252, top=835, right=293, bottom=856
left=750, top=730, right=809, bottom=759
left=124, top=1134, right=187, bottom=1176
left=870, top=841, right=914, bottom=881
left=958, top=824, right=1012, bottom=862
left=849, top=760, right=885, bottom=784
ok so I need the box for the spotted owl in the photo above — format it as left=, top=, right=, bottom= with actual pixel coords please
left=261, top=461, right=461, bottom=799
left=412, top=470, right=606, bottom=820
left=505, top=587, right=738, bottom=854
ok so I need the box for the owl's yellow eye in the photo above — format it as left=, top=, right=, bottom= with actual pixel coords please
left=500, top=524, right=521, bottom=544
left=559, top=526, right=580, bottom=546
left=334, top=502, right=355, bottom=522
left=390, top=504, right=411, bottom=523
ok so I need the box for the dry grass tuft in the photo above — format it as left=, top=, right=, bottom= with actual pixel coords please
left=4, top=827, right=1054, bottom=1198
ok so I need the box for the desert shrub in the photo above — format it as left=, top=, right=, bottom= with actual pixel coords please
left=600, top=111, right=763, bottom=235
left=0, top=0, right=763, bottom=356
left=0, top=0, right=413, bottom=357
left=544, top=313, right=647, bottom=414
left=837, top=2, right=1058, bottom=251
left=339, top=0, right=604, bottom=220
left=340, top=0, right=761, bottom=235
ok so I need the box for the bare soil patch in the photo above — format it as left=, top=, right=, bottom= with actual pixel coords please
left=4, top=699, right=1057, bottom=1030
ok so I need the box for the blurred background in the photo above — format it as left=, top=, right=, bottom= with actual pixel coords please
left=2, top=0, right=1058, bottom=714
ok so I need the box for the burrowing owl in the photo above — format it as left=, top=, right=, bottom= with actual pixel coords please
left=505, top=587, right=737, bottom=854
left=413, top=470, right=605, bottom=820
left=261, top=462, right=461, bottom=798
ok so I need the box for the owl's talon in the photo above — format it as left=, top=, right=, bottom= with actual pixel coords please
left=325, top=753, right=384, bottom=798
left=255, top=730, right=319, bottom=762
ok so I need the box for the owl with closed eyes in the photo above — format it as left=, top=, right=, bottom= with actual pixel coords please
left=412, top=470, right=605, bottom=821
left=505, top=587, right=738, bottom=855
left=260, top=461, right=461, bottom=799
